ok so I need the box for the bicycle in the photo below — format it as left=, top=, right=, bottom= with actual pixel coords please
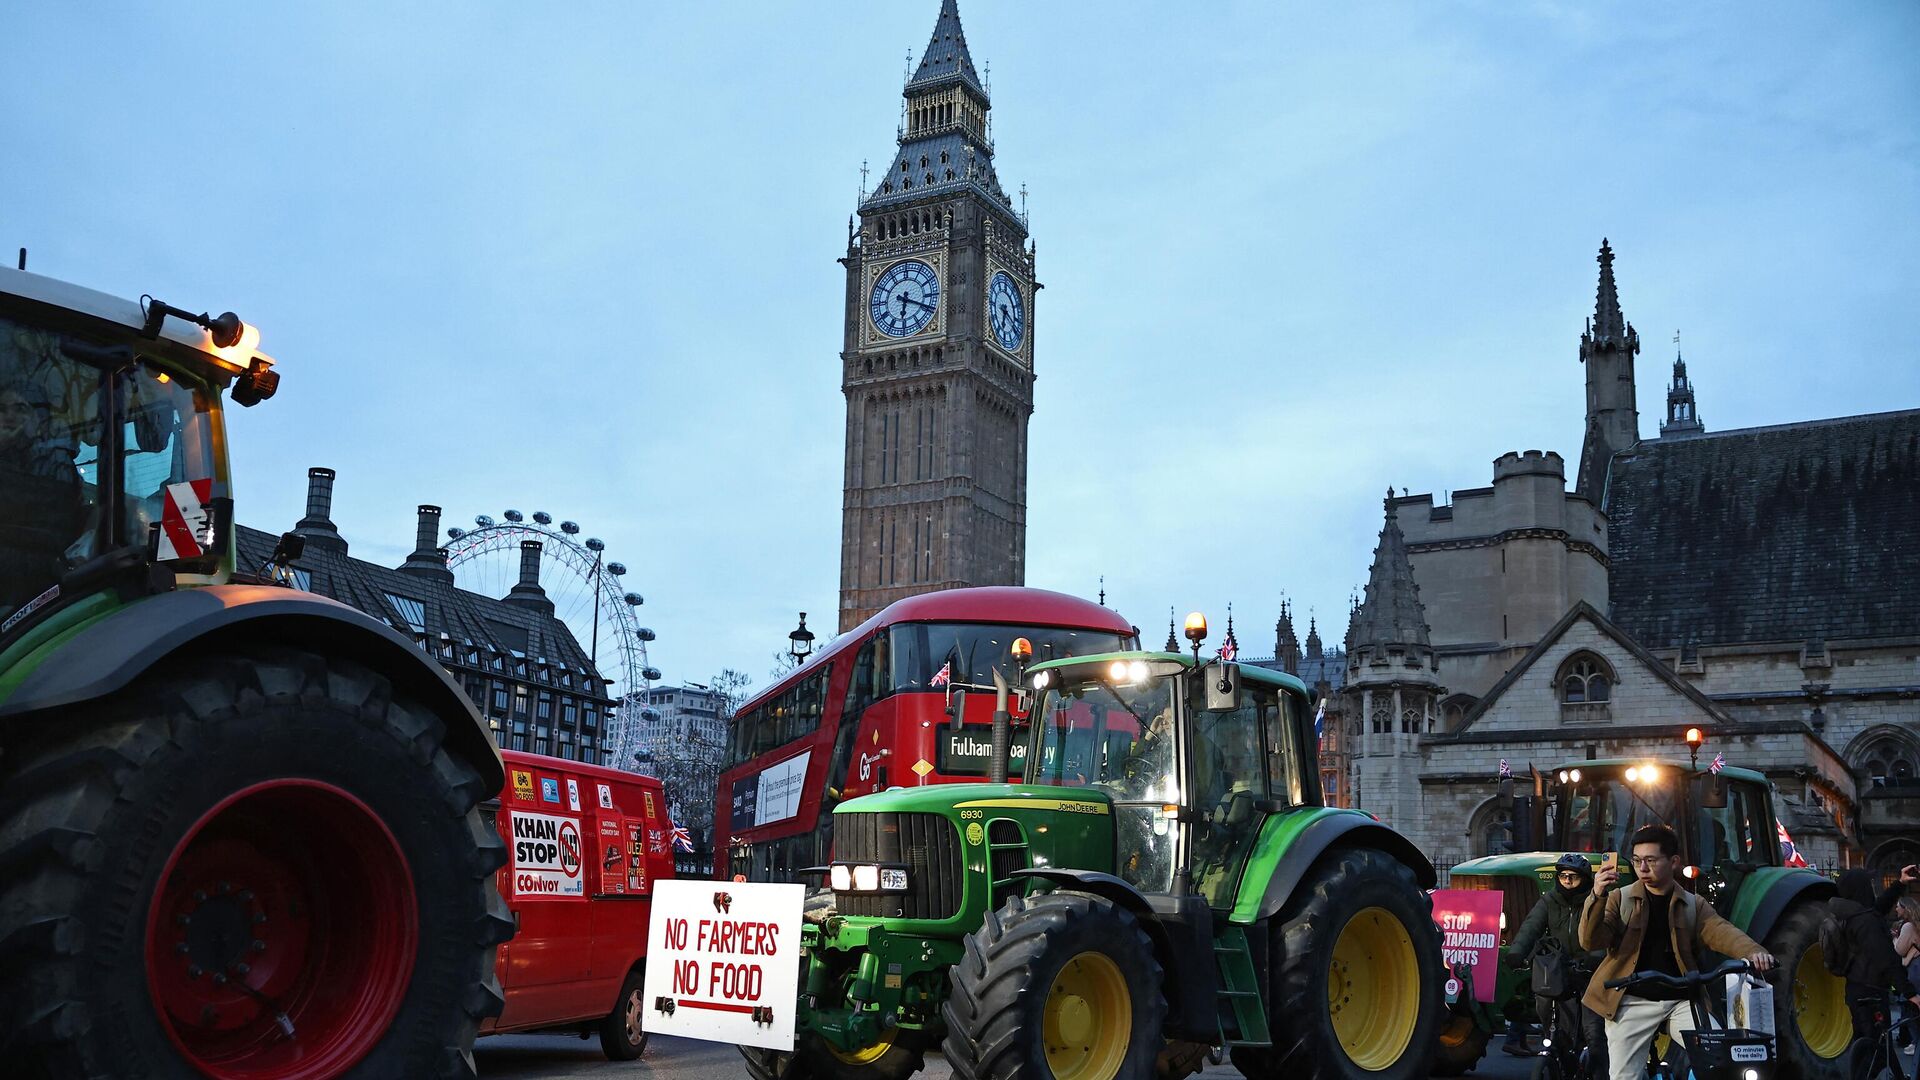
left=1846, top=989, right=1919, bottom=1080
left=1604, top=958, right=1776, bottom=1080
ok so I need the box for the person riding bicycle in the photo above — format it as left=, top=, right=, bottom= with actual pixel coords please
left=1505, top=852, right=1608, bottom=1072
left=1829, top=864, right=1920, bottom=1045
left=1581, top=824, right=1774, bottom=1080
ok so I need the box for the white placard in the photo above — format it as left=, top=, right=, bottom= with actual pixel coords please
left=508, top=809, right=584, bottom=899
left=755, top=751, right=811, bottom=826
left=641, top=879, right=805, bottom=1051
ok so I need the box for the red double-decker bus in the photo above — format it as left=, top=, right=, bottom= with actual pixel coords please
left=714, top=587, right=1137, bottom=881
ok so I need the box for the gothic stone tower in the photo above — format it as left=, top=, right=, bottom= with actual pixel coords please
left=838, top=0, right=1036, bottom=632
left=1575, top=239, right=1642, bottom=500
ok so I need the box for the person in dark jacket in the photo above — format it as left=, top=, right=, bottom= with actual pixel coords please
left=1503, top=853, right=1608, bottom=1072
left=1831, top=864, right=1918, bottom=1042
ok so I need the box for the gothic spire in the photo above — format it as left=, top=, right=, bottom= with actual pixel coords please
left=1348, top=490, right=1431, bottom=649
left=1274, top=599, right=1300, bottom=676
left=1304, top=614, right=1323, bottom=660
left=907, top=0, right=986, bottom=99
left=1593, top=237, right=1624, bottom=341
left=1165, top=608, right=1179, bottom=653
left=1660, top=346, right=1705, bottom=437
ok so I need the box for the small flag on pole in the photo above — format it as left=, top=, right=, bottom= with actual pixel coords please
left=929, top=661, right=952, bottom=688
left=1499, top=759, right=1511, bottom=780
left=1709, top=752, right=1725, bottom=775
left=1313, top=700, right=1326, bottom=741
left=670, top=825, right=694, bottom=853
left=1776, top=821, right=1811, bottom=869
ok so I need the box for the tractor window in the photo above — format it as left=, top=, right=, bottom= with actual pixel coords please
left=1692, top=782, right=1772, bottom=870
left=1264, top=691, right=1309, bottom=804
left=1029, top=678, right=1169, bottom=795
left=1187, top=684, right=1275, bottom=908
left=0, top=316, right=103, bottom=623
left=119, top=368, right=215, bottom=558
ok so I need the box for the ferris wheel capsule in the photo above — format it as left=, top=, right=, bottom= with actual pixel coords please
left=586, top=538, right=606, bottom=552
left=642, top=667, right=662, bottom=682
left=637, top=627, right=656, bottom=641
left=624, top=592, right=644, bottom=606
left=607, top=563, right=627, bottom=576
left=638, top=707, right=662, bottom=723
left=474, top=514, right=495, bottom=528
left=503, top=509, right=524, bottom=523
left=532, top=511, right=552, bottom=524
left=446, top=526, right=466, bottom=540
left=560, top=521, right=580, bottom=534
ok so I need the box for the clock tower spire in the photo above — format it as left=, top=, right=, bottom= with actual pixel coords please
left=838, top=0, right=1036, bottom=632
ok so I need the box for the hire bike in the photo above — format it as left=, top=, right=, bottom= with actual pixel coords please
left=1603, top=958, right=1777, bottom=1080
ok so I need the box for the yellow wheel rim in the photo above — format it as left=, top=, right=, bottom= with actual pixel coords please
left=1793, top=942, right=1851, bottom=1059
left=825, top=1026, right=898, bottom=1066
left=1043, top=950, right=1132, bottom=1080
left=1329, top=905, right=1420, bottom=1071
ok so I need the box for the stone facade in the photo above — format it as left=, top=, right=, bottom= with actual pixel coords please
left=837, top=0, right=1034, bottom=632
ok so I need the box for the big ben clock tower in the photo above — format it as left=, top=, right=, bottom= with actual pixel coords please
left=838, top=0, right=1036, bottom=632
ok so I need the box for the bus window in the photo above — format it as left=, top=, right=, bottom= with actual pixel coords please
left=891, top=623, right=1130, bottom=691
left=828, top=635, right=885, bottom=799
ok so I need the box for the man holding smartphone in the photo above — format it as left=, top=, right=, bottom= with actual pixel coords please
left=1580, top=824, right=1775, bottom=1080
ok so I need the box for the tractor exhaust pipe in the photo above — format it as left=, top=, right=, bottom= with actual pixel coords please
left=988, top=667, right=1012, bottom=784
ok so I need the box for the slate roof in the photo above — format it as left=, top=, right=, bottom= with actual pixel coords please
left=1605, top=408, right=1920, bottom=648
left=235, top=523, right=609, bottom=692
left=1347, top=495, right=1433, bottom=649
left=906, top=0, right=986, bottom=98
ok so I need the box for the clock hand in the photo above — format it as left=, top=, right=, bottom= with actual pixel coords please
left=903, top=295, right=935, bottom=312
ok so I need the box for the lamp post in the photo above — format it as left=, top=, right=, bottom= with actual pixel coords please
left=789, top=613, right=815, bottom=666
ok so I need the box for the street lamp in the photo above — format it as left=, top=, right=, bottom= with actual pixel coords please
left=789, top=613, right=815, bottom=666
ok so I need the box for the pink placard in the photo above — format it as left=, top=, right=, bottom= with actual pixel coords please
left=1431, top=889, right=1505, bottom=1003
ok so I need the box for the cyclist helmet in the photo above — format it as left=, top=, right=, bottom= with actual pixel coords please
left=1554, top=853, right=1591, bottom=874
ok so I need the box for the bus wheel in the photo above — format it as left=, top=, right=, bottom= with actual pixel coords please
left=1267, top=849, right=1443, bottom=1080
left=1769, top=902, right=1850, bottom=1080
left=944, top=890, right=1166, bottom=1080
left=598, top=967, right=649, bottom=1060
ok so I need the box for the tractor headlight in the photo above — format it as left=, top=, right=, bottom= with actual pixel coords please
left=830, top=862, right=910, bottom=893
left=830, top=864, right=852, bottom=891
left=852, top=864, right=880, bottom=892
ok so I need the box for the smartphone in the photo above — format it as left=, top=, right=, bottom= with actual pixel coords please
left=1602, top=852, right=1618, bottom=874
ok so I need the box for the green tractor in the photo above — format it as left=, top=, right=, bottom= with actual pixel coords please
left=744, top=635, right=1444, bottom=1080
left=1441, top=753, right=1848, bottom=1080
left=0, top=267, right=513, bottom=1077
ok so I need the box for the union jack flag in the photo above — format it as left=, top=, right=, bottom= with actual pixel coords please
left=929, top=661, right=952, bottom=688
left=670, top=825, right=694, bottom=853
left=1219, top=636, right=1238, bottom=661
left=1499, top=759, right=1512, bottom=780
left=1709, top=752, right=1726, bottom=775
left=1313, top=700, right=1326, bottom=742
left=1776, top=821, right=1812, bottom=869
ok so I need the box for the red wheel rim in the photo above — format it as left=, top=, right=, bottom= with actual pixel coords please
left=144, top=779, right=418, bottom=1079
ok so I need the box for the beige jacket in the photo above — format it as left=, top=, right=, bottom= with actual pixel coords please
left=1578, top=879, right=1762, bottom=1019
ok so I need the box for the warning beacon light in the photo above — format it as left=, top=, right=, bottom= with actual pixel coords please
left=1685, top=726, right=1705, bottom=769
left=1010, top=637, right=1033, bottom=662
left=1183, top=612, right=1209, bottom=661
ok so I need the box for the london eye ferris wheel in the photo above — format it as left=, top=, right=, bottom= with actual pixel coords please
left=442, top=510, right=659, bottom=768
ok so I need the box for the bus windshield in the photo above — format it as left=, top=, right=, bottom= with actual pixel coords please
left=1027, top=675, right=1173, bottom=799
left=890, top=622, right=1131, bottom=691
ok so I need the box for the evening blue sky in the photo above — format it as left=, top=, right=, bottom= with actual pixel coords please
left=6, top=2, right=1917, bottom=695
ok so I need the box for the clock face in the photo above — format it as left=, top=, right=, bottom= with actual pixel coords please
left=988, top=271, right=1025, bottom=353
left=869, top=260, right=940, bottom=338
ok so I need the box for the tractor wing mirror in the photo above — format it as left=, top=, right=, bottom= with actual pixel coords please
left=1205, top=661, right=1241, bottom=711
left=947, top=689, right=968, bottom=732
left=1700, top=773, right=1729, bottom=809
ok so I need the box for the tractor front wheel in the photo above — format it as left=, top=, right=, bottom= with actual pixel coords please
left=1245, top=848, right=1443, bottom=1080
left=741, top=1027, right=932, bottom=1080
left=0, top=645, right=513, bottom=1079
left=1768, top=902, right=1852, bottom=1080
left=944, top=890, right=1166, bottom=1080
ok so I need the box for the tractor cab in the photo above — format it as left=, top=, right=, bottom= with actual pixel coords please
left=1539, top=757, right=1780, bottom=916
left=1023, top=647, right=1318, bottom=909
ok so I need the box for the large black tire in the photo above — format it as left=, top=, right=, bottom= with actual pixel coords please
left=598, top=966, right=649, bottom=1060
left=943, top=890, right=1168, bottom=1080
left=1237, top=848, right=1444, bottom=1080
left=1430, top=1011, right=1493, bottom=1075
left=0, top=644, right=514, bottom=1079
left=1767, top=901, right=1853, bottom=1080
left=741, top=1028, right=932, bottom=1080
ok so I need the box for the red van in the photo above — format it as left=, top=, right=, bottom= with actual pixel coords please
left=479, top=750, right=677, bottom=1059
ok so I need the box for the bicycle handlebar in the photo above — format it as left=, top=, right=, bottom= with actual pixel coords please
left=1605, top=957, right=1754, bottom=992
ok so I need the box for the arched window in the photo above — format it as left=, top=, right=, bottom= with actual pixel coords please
left=1467, top=798, right=1515, bottom=859
left=1557, top=652, right=1614, bottom=704
left=1850, top=727, right=1920, bottom=789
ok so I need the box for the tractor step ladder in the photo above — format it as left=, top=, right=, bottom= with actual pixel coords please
left=1212, top=927, right=1271, bottom=1048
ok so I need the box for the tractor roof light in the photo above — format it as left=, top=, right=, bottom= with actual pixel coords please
left=1031, top=670, right=1051, bottom=690
left=1183, top=612, right=1208, bottom=643
left=1685, top=727, right=1704, bottom=749
left=1625, top=767, right=1640, bottom=782
left=1108, top=660, right=1131, bottom=683
left=1569, top=768, right=1581, bottom=783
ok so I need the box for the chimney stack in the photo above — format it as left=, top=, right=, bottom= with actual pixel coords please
left=293, top=466, right=348, bottom=553
left=505, top=539, right=553, bottom=611
left=400, top=504, right=453, bottom=579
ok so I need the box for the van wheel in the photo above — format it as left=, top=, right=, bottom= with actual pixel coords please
left=599, top=967, right=649, bottom=1060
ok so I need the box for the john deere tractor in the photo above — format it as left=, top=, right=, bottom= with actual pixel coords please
left=744, top=631, right=1444, bottom=1080
left=1442, top=751, right=1846, bottom=1080
left=0, top=267, right=513, bottom=1078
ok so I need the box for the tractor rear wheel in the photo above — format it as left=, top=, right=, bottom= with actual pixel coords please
left=943, top=889, right=1166, bottom=1080
left=1239, top=848, right=1442, bottom=1080
left=741, top=1027, right=932, bottom=1080
left=0, top=645, right=513, bottom=1079
left=1768, top=902, right=1851, bottom=1080
left=1430, top=1011, right=1492, bottom=1075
